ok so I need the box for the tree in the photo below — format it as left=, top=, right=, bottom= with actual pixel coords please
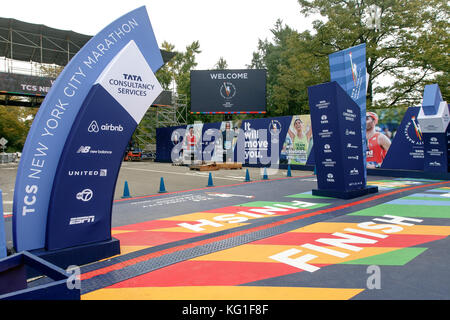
left=297, top=0, right=450, bottom=109
left=249, top=20, right=329, bottom=116
left=0, top=105, right=36, bottom=152
left=156, top=41, right=176, bottom=90
left=214, top=57, right=228, bottom=70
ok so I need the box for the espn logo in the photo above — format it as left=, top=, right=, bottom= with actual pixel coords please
left=69, top=216, right=95, bottom=225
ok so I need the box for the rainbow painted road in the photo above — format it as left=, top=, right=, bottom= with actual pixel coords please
left=76, top=175, right=450, bottom=300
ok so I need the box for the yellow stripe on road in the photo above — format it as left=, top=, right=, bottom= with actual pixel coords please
left=288, top=222, right=450, bottom=236
left=190, top=244, right=401, bottom=265
left=82, top=285, right=364, bottom=300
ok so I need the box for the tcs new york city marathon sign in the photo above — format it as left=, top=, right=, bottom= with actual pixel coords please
left=13, top=7, right=163, bottom=252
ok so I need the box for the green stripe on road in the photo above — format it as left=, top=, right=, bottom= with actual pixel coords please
left=349, top=204, right=450, bottom=219
left=341, top=247, right=428, bottom=266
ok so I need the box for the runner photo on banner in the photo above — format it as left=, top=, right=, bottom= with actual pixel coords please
left=366, top=111, right=392, bottom=168
left=280, top=115, right=313, bottom=165
left=183, top=124, right=202, bottom=162
left=220, top=120, right=242, bottom=162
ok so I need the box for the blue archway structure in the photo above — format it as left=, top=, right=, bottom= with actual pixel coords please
left=12, top=7, right=164, bottom=266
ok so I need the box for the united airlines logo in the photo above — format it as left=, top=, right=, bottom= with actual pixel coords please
left=68, top=169, right=107, bottom=177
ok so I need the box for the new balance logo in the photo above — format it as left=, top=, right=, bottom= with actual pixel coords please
left=77, top=146, right=91, bottom=153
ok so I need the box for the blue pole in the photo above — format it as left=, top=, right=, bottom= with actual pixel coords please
left=262, top=167, right=269, bottom=180
left=159, top=177, right=167, bottom=193
left=207, top=172, right=214, bottom=187
left=122, top=181, right=131, bottom=198
left=244, top=169, right=251, bottom=182
left=0, top=189, right=7, bottom=258
left=287, top=165, right=292, bottom=177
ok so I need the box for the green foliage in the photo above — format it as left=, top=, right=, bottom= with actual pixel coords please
left=249, top=20, right=329, bottom=116
left=214, top=57, right=228, bottom=70
left=154, top=40, right=203, bottom=124
left=298, top=0, right=449, bottom=108
left=250, top=0, right=449, bottom=116
left=0, top=105, right=37, bottom=152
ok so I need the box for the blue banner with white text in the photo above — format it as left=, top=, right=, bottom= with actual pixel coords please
left=13, top=7, right=163, bottom=252
left=308, top=81, right=366, bottom=192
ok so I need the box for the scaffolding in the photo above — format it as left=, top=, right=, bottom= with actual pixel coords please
left=134, top=93, right=188, bottom=159
left=0, top=17, right=176, bottom=106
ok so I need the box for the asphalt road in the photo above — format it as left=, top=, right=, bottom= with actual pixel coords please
left=0, top=159, right=312, bottom=216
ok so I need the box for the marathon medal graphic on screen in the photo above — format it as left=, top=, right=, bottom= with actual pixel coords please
left=190, top=69, right=266, bottom=113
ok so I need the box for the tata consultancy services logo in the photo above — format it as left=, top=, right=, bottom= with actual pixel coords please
left=220, top=82, right=236, bottom=100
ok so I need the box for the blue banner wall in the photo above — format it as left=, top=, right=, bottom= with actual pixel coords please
left=239, top=116, right=291, bottom=166
left=156, top=125, right=186, bottom=163
left=381, top=107, right=424, bottom=170
left=156, top=116, right=301, bottom=167
left=308, top=81, right=366, bottom=192
left=202, top=122, right=222, bottom=162
left=0, top=190, right=6, bottom=258
left=13, top=7, right=163, bottom=252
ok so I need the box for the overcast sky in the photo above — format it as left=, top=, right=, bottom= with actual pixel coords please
left=2, top=0, right=320, bottom=70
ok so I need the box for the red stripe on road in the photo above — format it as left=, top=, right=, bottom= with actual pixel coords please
left=107, top=260, right=304, bottom=288
left=81, top=180, right=450, bottom=281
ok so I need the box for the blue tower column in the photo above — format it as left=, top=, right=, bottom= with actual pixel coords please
left=308, top=81, right=377, bottom=199
left=0, top=190, right=6, bottom=258
left=417, top=84, right=449, bottom=173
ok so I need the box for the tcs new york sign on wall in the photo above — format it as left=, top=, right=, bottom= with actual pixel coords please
left=13, top=7, right=163, bottom=252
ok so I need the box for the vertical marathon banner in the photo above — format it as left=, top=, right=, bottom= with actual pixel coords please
left=308, top=82, right=366, bottom=192
left=329, top=44, right=367, bottom=170
left=13, top=7, right=163, bottom=252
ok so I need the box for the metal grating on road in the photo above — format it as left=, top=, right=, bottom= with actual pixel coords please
left=80, top=180, right=450, bottom=294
